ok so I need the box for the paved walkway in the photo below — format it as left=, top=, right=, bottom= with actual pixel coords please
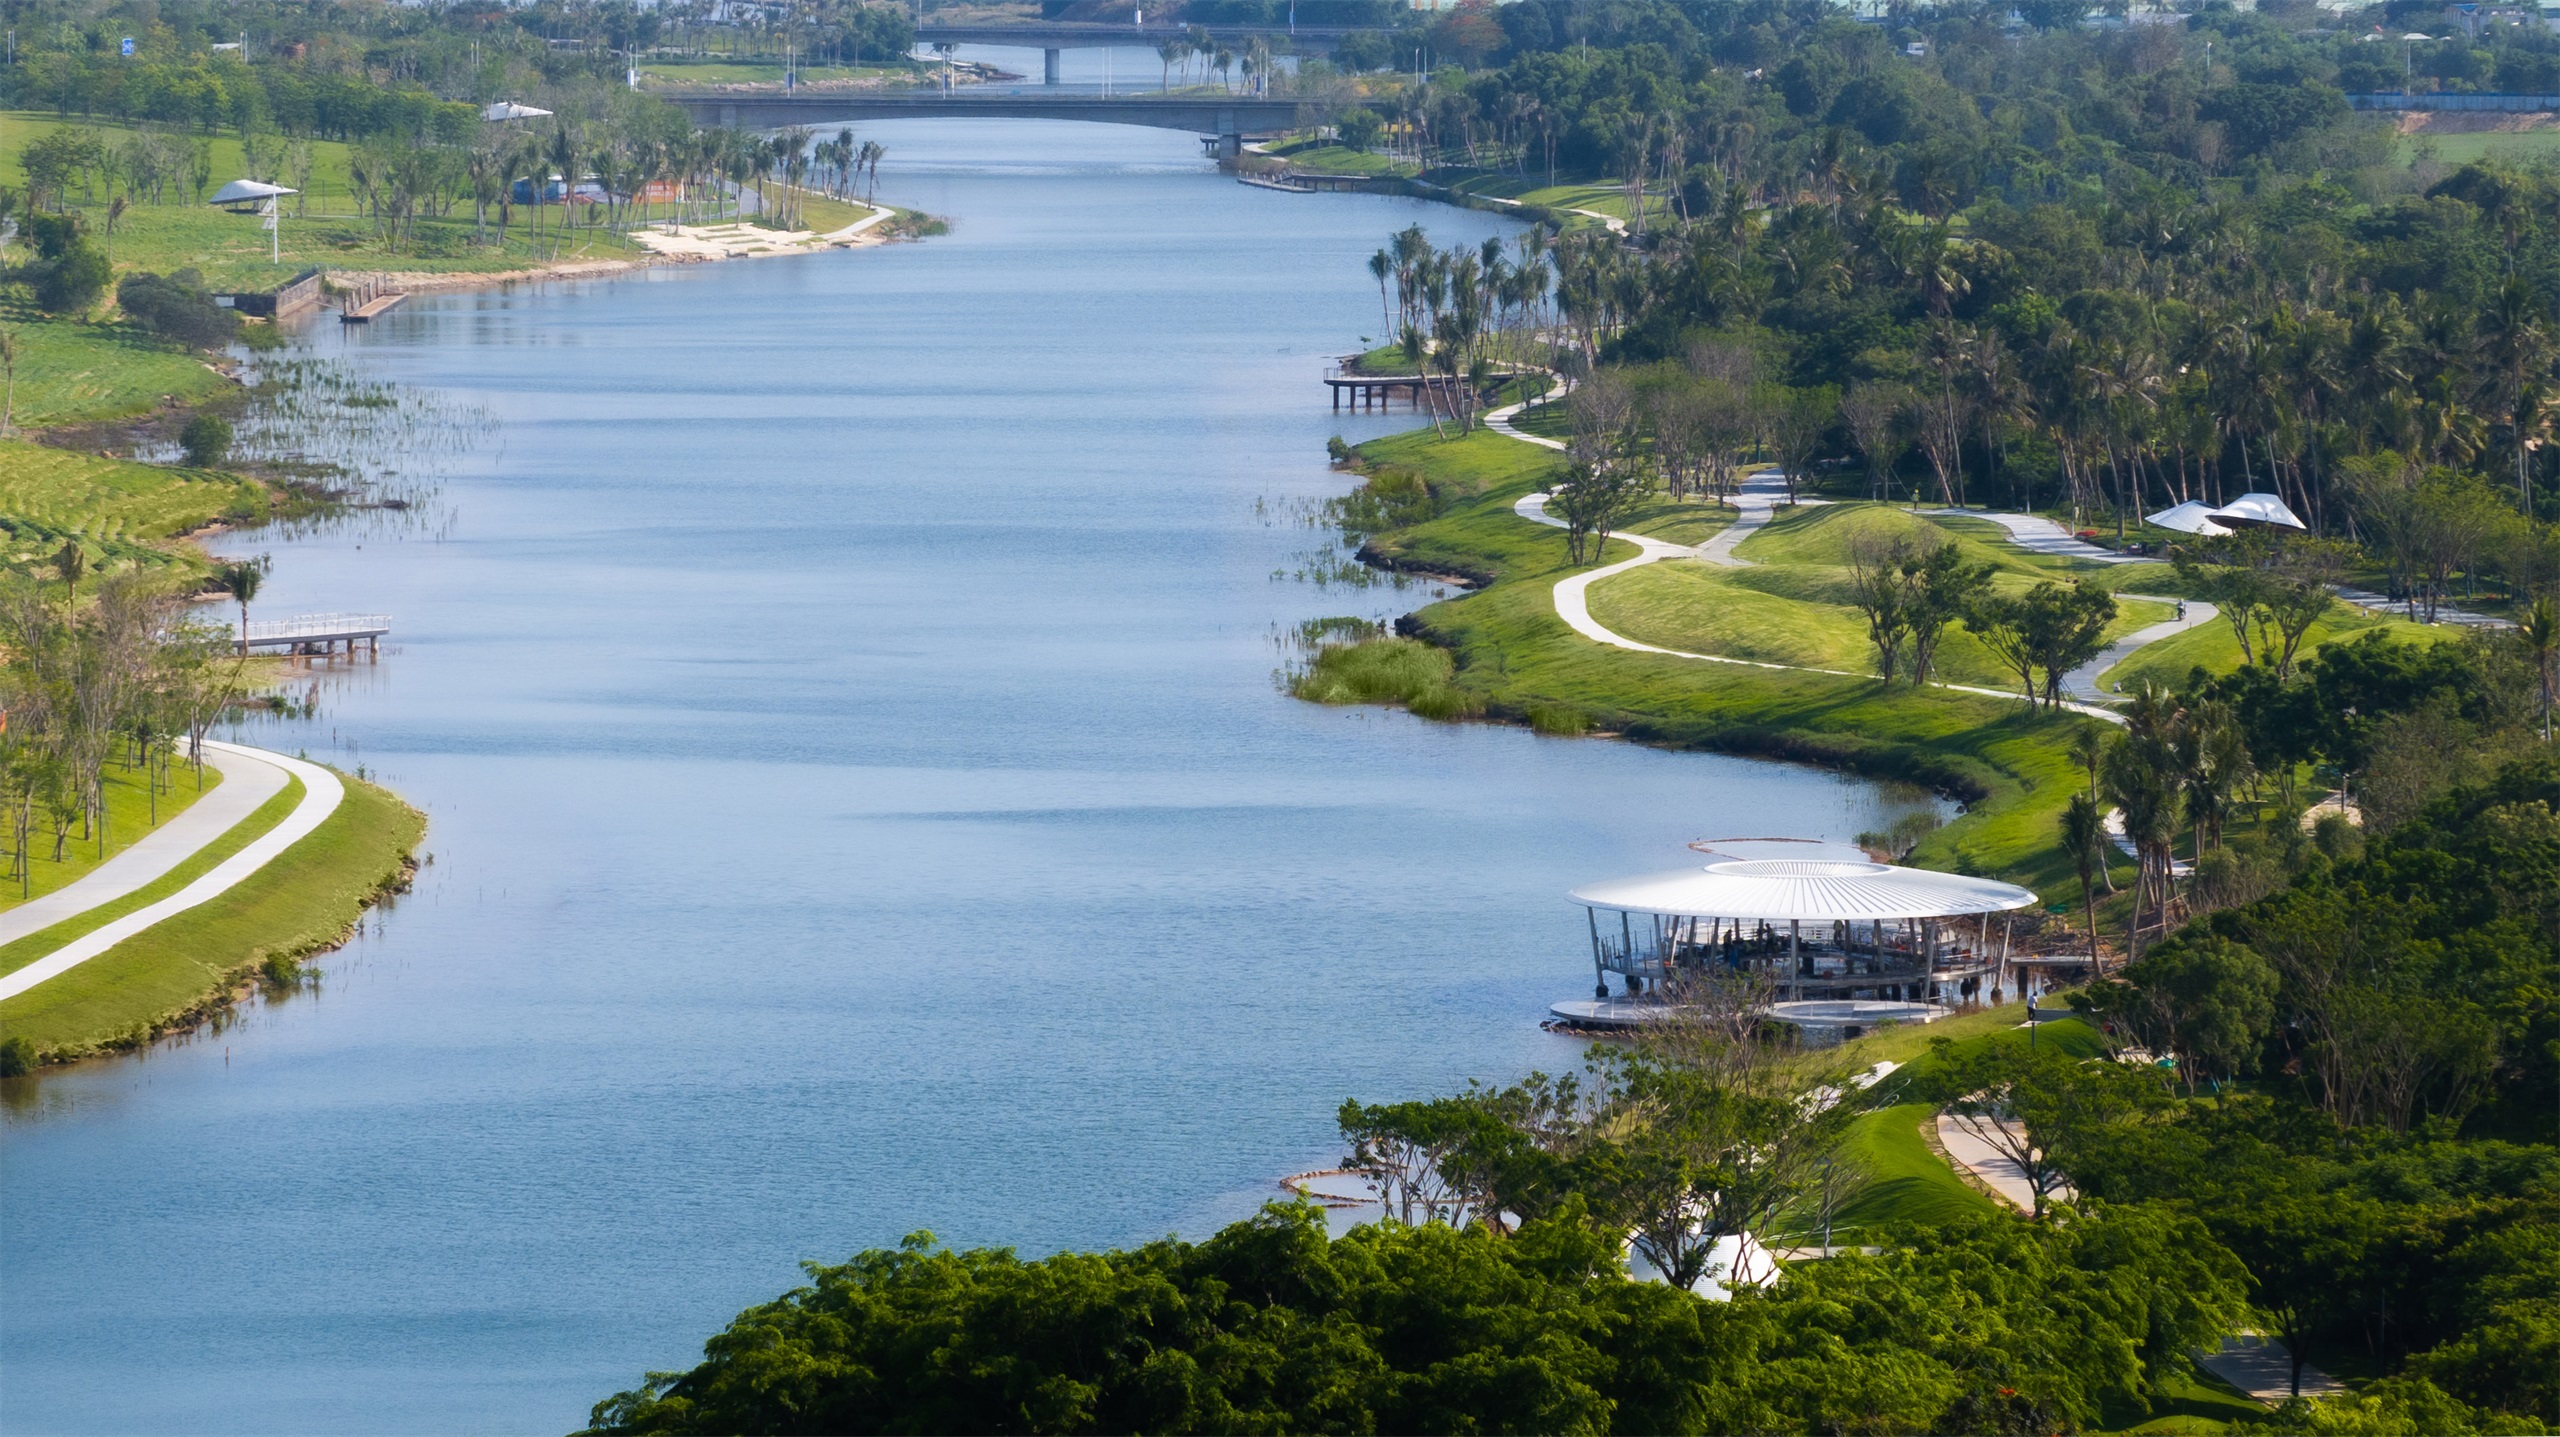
left=2334, top=586, right=2510, bottom=629
left=2063, top=598, right=2220, bottom=703
left=0, top=741, right=345, bottom=1002
left=0, top=746, right=283, bottom=947
left=1936, top=1109, right=2073, bottom=1211
left=1929, top=509, right=2144, bottom=565
left=2195, top=1335, right=2345, bottom=1404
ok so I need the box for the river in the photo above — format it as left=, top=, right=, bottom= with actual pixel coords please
left=0, top=120, right=1924, bottom=1435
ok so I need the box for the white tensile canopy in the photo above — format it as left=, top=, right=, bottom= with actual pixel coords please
left=2212, top=491, right=2308, bottom=529
left=483, top=100, right=554, bottom=121
left=206, top=178, right=295, bottom=206
left=2144, top=491, right=2307, bottom=534
left=1570, top=858, right=2038, bottom=923
left=2145, top=499, right=2234, bottom=536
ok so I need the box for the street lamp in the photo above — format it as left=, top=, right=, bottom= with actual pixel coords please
left=2404, top=32, right=2431, bottom=95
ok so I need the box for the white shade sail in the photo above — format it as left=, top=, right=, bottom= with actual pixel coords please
left=483, top=100, right=553, bottom=121
left=206, top=179, right=295, bottom=205
left=2145, top=499, right=2234, bottom=536
left=2211, top=492, right=2308, bottom=530
left=1571, top=859, right=2038, bottom=923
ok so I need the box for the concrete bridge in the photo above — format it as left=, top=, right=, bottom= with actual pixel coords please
left=662, top=91, right=1308, bottom=154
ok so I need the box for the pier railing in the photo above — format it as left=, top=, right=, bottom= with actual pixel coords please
left=243, top=613, right=392, bottom=642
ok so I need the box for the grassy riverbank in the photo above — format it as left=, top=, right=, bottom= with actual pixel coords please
left=1311, top=423, right=2475, bottom=900
left=0, top=769, right=422, bottom=1063
left=0, top=439, right=268, bottom=565
left=1320, top=426, right=2099, bottom=892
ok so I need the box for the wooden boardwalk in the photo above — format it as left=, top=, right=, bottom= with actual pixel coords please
left=240, top=612, right=390, bottom=657
left=1325, top=367, right=1530, bottom=412
left=338, top=276, right=408, bottom=324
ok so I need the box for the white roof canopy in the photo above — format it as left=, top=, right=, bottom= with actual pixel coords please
left=2145, top=499, right=2234, bottom=536
left=483, top=100, right=553, bottom=121
left=1571, top=859, right=2038, bottom=923
left=207, top=178, right=295, bottom=205
left=2149, top=491, right=2306, bottom=534
left=2212, top=492, right=2308, bottom=530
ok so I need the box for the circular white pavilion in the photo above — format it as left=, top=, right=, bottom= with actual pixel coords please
left=1550, top=856, right=2039, bottom=1038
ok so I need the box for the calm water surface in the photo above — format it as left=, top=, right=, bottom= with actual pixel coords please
left=1, top=122, right=1919, bottom=1435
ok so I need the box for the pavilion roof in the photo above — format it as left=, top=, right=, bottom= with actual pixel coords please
left=1571, top=859, right=2038, bottom=923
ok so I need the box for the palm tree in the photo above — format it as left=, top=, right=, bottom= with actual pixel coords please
left=2477, top=274, right=2555, bottom=511
left=546, top=123, right=579, bottom=251
left=2061, top=792, right=2107, bottom=973
left=1367, top=248, right=1394, bottom=338
left=2103, top=681, right=2184, bottom=963
left=2524, top=596, right=2559, bottom=740
left=218, top=559, right=262, bottom=656
left=52, top=541, right=83, bottom=618
left=0, top=328, right=18, bottom=438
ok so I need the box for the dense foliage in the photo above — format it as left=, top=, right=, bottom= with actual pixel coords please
left=582, top=1200, right=2252, bottom=1436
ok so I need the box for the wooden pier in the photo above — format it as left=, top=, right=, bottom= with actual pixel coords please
left=1325, top=365, right=1533, bottom=412
left=339, top=277, right=408, bottom=323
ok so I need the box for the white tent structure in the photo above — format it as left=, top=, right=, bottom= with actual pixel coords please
left=2212, top=491, right=2308, bottom=529
left=2144, top=499, right=2234, bottom=536
left=207, top=178, right=294, bottom=207
left=206, top=179, right=298, bottom=262
left=1552, top=857, right=2039, bottom=1034
left=482, top=100, right=553, bottom=122
left=2145, top=491, right=2307, bottom=535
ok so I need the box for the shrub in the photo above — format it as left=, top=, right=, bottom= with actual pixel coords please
left=33, top=238, right=112, bottom=314
left=259, top=951, right=301, bottom=985
left=181, top=413, right=234, bottom=469
left=0, top=1035, right=34, bottom=1077
left=1336, top=104, right=1387, bottom=149
left=117, top=269, right=242, bottom=351
left=1526, top=702, right=1587, bottom=735
left=1289, top=636, right=1480, bottom=719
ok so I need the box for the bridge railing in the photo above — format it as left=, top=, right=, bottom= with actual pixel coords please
left=243, top=613, right=392, bottom=641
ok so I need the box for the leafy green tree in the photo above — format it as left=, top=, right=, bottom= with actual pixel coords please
left=181, top=414, right=234, bottom=469
left=33, top=237, right=111, bottom=314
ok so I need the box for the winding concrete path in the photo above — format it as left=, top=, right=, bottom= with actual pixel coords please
left=0, top=746, right=283, bottom=947
left=2063, top=598, right=2220, bottom=703
left=0, top=741, right=345, bottom=1002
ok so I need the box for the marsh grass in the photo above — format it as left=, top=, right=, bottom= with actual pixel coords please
left=1286, top=634, right=1483, bottom=719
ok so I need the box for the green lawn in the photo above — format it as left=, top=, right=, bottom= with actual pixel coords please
left=1826, top=1101, right=1998, bottom=1233
left=1274, top=143, right=1413, bottom=178
left=0, top=287, right=236, bottom=430
left=2093, top=1367, right=2274, bottom=1434
left=0, top=751, right=222, bottom=919
left=0, top=439, right=264, bottom=560
left=1588, top=558, right=2170, bottom=691
left=1344, top=428, right=2107, bottom=894
left=2404, top=125, right=2560, bottom=167
left=0, top=771, right=422, bottom=1060
left=0, top=768, right=279, bottom=978
left=5, top=111, right=670, bottom=290
left=2096, top=600, right=2463, bottom=694
left=1618, top=495, right=1737, bottom=546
